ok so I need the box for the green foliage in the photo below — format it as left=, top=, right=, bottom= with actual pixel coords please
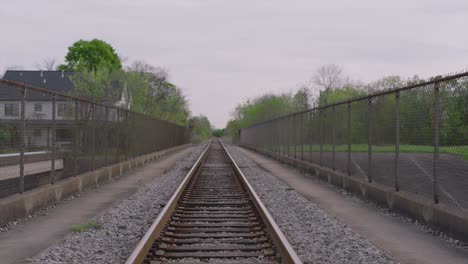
left=226, top=91, right=311, bottom=143
left=59, top=39, right=122, bottom=72
left=67, top=59, right=190, bottom=126
left=70, top=66, right=114, bottom=102
left=229, top=72, right=468, bottom=149
left=292, top=87, right=310, bottom=111
left=125, top=62, right=190, bottom=126
left=318, top=86, right=367, bottom=106
left=0, top=125, right=14, bottom=148
left=234, top=93, right=296, bottom=128
left=189, top=115, right=212, bottom=143
left=57, top=40, right=189, bottom=126
left=286, top=144, right=468, bottom=160
left=70, top=220, right=102, bottom=233
left=225, top=119, right=241, bottom=144
left=212, top=129, right=224, bottom=137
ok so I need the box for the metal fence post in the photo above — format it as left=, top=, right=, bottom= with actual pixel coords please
left=347, top=102, right=351, bottom=176
left=434, top=82, right=440, bottom=204
left=301, top=112, right=304, bottom=160
left=125, top=111, right=130, bottom=160
left=287, top=117, right=290, bottom=157
left=332, top=106, right=336, bottom=170
left=116, top=109, right=120, bottom=161
left=368, top=97, right=373, bottom=183
left=276, top=121, right=279, bottom=155
left=309, top=111, right=312, bottom=159
left=284, top=118, right=287, bottom=156
left=91, top=103, right=96, bottom=170
left=319, top=109, right=323, bottom=167
left=395, top=92, right=400, bottom=191
left=51, top=95, right=56, bottom=184
left=72, top=101, right=78, bottom=176
left=104, top=106, right=109, bottom=166
left=279, top=119, right=283, bottom=155
left=293, top=114, right=297, bottom=159
left=274, top=123, right=278, bottom=154
left=74, top=101, right=79, bottom=176
left=19, top=87, right=26, bottom=194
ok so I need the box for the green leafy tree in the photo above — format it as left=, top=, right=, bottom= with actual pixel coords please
left=0, top=125, right=14, bottom=149
left=126, top=61, right=190, bottom=126
left=212, top=129, right=224, bottom=137
left=58, top=39, right=122, bottom=72
left=189, top=115, right=213, bottom=143
left=225, top=119, right=241, bottom=144
left=293, top=87, right=310, bottom=111
left=70, top=66, right=112, bottom=102
left=234, top=93, right=295, bottom=128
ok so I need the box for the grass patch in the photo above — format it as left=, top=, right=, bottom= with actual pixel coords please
left=271, top=144, right=468, bottom=160
left=70, top=220, right=102, bottom=233
left=0, top=147, right=49, bottom=155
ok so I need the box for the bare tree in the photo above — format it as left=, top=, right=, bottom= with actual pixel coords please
left=34, top=57, right=57, bottom=70
left=296, top=80, right=321, bottom=108
left=5, top=65, right=24, bottom=71
left=312, top=64, right=345, bottom=105
left=313, top=64, right=344, bottom=92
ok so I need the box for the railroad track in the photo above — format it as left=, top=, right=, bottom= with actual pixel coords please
left=126, top=140, right=301, bottom=264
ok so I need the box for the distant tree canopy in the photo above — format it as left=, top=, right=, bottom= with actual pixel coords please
left=212, top=129, right=224, bottom=137
left=58, top=39, right=190, bottom=126
left=126, top=61, right=190, bottom=126
left=70, top=66, right=114, bottom=102
left=226, top=65, right=468, bottom=146
left=189, top=115, right=213, bottom=143
left=58, top=39, right=122, bottom=72
left=225, top=92, right=304, bottom=143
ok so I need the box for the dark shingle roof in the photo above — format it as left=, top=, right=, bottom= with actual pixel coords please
left=3, top=70, right=74, bottom=92
left=0, top=70, right=125, bottom=103
left=0, top=70, right=74, bottom=100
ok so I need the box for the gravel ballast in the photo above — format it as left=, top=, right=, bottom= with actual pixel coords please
left=226, top=145, right=398, bottom=264
left=31, top=143, right=207, bottom=264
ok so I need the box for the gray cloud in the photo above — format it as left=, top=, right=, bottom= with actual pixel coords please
left=1, top=0, right=467, bottom=127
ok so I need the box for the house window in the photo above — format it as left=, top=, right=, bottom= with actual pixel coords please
left=58, top=103, right=68, bottom=117
left=33, top=129, right=42, bottom=137
left=34, top=103, right=42, bottom=112
left=4, top=103, right=19, bottom=116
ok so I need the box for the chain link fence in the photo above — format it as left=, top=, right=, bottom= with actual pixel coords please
left=0, top=79, right=188, bottom=199
left=240, top=71, right=468, bottom=211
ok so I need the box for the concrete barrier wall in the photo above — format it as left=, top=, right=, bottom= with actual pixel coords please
left=0, top=144, right=190, bottom=226
left=242, top=145, right=468, bottom=241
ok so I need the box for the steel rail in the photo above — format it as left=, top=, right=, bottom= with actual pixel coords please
left=125, top=141, right=212, bottom=264
left=126, top=139, right=302, bottom=263
left=220, top=140, right=302, bottom=264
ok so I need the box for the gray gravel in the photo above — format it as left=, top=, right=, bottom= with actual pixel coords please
left=226, top=145, right=398, bottom=264
left=31, top=143, right=207, bottom=264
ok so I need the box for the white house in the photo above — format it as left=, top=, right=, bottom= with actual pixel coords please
left=0, top=70, right=132, bottom=148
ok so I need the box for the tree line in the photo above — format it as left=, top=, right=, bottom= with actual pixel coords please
left=226, top=65, right=468, bottom=146
left=1, top=39, right=214, bottom=142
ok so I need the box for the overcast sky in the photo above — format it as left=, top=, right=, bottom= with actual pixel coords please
left=1, top=0, right=467, bottom=127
